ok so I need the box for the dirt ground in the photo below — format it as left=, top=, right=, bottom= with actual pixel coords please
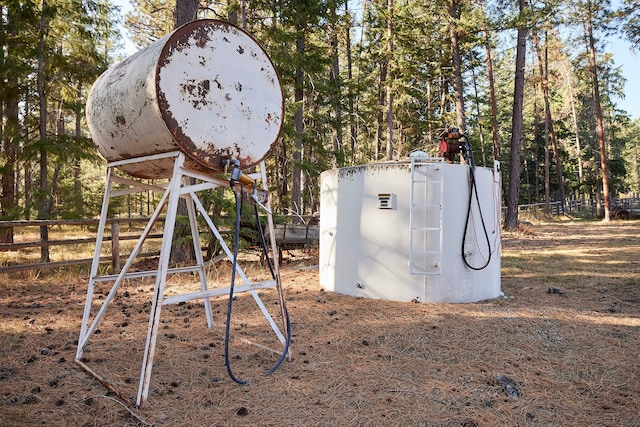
left=0, top=219, right=639, bottom=426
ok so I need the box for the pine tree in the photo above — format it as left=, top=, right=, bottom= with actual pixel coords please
left=505, top=0, right=529, bottom=230
left=124, top=0, right=174, bottom=48
left=0, top=1, right=36, bottom=242
left=618, top=0, right=640, bottom=51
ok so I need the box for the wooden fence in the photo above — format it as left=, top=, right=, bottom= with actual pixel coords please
left=504, top=197, right=640, bottom=219
left=1, top=198, right=637, bottom=273
left=0, top=215, right=320, bottom=274
left=0, top=218, right=164, bottom=273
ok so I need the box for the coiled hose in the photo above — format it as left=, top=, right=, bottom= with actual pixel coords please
left=461, top=146, right=493, bottom=271
left=224, top=186, right=291, bottom=384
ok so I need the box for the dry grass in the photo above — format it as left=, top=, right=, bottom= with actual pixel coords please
left=0, top=219, right=639, bottom=426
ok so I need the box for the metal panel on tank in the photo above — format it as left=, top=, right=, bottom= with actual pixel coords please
left=86, top=19, right=283, bottom=179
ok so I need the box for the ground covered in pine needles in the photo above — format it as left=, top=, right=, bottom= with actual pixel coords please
left=0, top=219, right=639, bottom=426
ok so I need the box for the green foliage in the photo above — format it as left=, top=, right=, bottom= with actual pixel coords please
left=124, top=0, right=174, bottom=47
left=617, top=0, right=640, bottom=50
left=0, top=0, right=120, bottom=224
left=2, top=0, right=638, bottom=223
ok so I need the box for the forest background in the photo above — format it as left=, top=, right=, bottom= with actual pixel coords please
left=1, top=0, right=640, bottom=246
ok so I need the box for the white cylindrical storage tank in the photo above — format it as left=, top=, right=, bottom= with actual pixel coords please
left=86, top=19, right=283, bottom=179
left=319, top=157, right=502, bottom=303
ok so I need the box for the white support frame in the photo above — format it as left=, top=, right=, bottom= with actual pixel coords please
left=75, top=151, right=287, bottom=408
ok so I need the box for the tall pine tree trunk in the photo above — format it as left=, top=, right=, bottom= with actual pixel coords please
left=426, top=77, right=433, bottom=147
left=385, top=0, right=393, bottom=161
left=448, top=0, right=466, bottom=133
left=38, top=0, right=50, bottom=262
left=532, top=30, right=550, bottom=210
left=471, top=69, right=487, bottom=166
left=73, top=82, right=82, bottom=212
left=534, top=30, right=566, bottom=214
left=376, top=61, right=387, bottom=160
left=329, top=4, right=343, bottom=166
left=174, top=0, right=198, bottom=27
left=24, top=92, right=32, bottom=221
left=505, top=0, right=528, bottom=231
left=544, top=83, right=551, bottom=211
left=1, top=6, right=19, bottom=244
left=291, top=26, right=304, bottom=215
left=476, top=0, right=500, bottom=162
left=586, top=6, right=611, bottom=221
left=345, top=1, right=357, bottom=163
left=561, top=61, right=584, bottom=186
left=532, top=89, right=539, bottom=204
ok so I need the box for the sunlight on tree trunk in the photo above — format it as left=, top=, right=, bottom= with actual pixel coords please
left=38, top=0, right=50, bottom=262
left=505, top=0, right=528, bottom=231
left=0, top=6, right=19, bottom=244
left=174, top=0, right=198, bottom=27
left=448, top=0, right=466, bottom=133
left=385, top=0, right=394, bottom=161
left=292, top=28, right=304, bottom=215
left=560, top=60, right=584, bottom=184
left=476, top=0, right=500, bottom=162
left=586, top=8, right=611, bottom=222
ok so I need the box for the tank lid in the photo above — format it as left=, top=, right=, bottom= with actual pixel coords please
left=156, top=19, right=284, bottom=171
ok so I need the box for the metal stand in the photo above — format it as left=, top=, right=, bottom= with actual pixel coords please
left=75, top=151, right=287, bottom=408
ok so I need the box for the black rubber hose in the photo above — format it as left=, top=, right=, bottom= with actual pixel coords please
left=224, top=186, right=291, bottom=384
left=252, top=202, right=291, bottom=375
left=461, top=150, right=493, bottom=271
left=224, top=187, right=247, bottom=384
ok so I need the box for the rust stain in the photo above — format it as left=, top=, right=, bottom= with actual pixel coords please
left=90, top=20, right=281, bottom=179
left=264, top=113, right=281, bottom=126
left=180, top=79, right=212, bottom=109
left=188, top=143, right=234, bottom=173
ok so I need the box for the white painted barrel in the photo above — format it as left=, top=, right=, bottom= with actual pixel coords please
left=86, top=19, right=283, bottom=179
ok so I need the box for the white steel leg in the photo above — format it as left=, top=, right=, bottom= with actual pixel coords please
left=76, top=153, right=289, bottom=409
left=76, top=166, right=114, bottom=360
left=77, top=181, right=172, bottom=352
left=184, top=186, right=214, bottom=328
left=137, top=153, right=185, bottom=408
left=259, top=161, right=289, bottom=355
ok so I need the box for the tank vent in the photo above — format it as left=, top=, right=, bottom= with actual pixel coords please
left=377, top=193, right=396, bottom=209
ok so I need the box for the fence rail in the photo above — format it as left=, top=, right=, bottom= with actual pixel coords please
left=0, top=214, right=318, bottom=274
left=0, top=218, right=163, bottom=273
left=1, top=199, right=637, bottom=273
left=504, top=197, right=640, bottom=218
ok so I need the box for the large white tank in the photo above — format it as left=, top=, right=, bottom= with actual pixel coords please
left=86, top=19, right=283, bottom=179
left=319, top=156, right=502, bottom=303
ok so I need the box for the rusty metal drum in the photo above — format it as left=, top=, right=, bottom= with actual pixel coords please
left=86, top=19, right=284, bottom=179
